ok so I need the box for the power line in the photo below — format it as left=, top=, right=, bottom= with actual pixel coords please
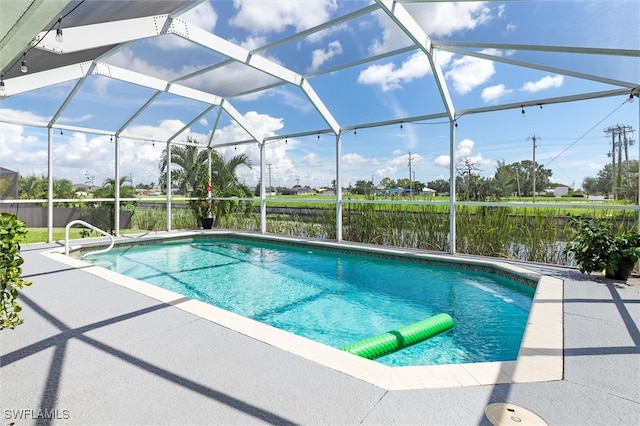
left=544, top=98, right=629, bottom=168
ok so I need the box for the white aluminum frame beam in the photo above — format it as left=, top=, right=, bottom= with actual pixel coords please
left=206, top=108, right=223, bottom=148
left=438, top=46, right=638, bottom=89
left=455, top=88, right=632, bottom=118
left=375, top=0, right=455, bottom=120
left=32, top=15, right=169, bottom=55
left=0, top=62, right=89, bottom=96
left=434, top=41, right=640, bottom=58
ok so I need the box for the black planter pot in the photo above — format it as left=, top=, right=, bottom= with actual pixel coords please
left=201, top=217, right=214, bottom=229
left=606, top=257, right=636, bottom=281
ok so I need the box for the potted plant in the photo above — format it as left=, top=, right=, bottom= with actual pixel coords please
left=192, top=183, right=214, bottom=229
left=564, top=214, right=640, bottom=280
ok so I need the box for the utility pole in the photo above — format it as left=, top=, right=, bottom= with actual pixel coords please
left=618, top=130, right=623, bottom=194
left=408, top=151, right=413, bottom=198
left=266, top=163, right=272, bottom=197
left=371, top=174, right=375, bottom=196
left=605, top=124, right=634, bottom=200
left=527, top=135, right=538, bottom=203
left=609, top=128, right=616, bottom=199
left=623, top=127, right=635, bottom=195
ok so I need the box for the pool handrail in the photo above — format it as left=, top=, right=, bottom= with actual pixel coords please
left=64, top=220, right=115, bottom=257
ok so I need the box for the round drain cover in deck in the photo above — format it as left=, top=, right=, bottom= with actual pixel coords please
left=485, top=403, right=547, bottom=426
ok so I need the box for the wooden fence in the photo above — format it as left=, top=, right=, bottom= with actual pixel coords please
left=0, top=203, right=132, bottom=228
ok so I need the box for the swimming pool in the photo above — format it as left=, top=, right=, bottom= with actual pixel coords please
left=82, top=235, right=536, bottom=367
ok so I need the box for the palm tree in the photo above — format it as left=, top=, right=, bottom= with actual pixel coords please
left=18, top=175, right=46, bottom=199
left=158, top=140, right=253, bottom=227
left=53, top=178, right=75, bottom=199
left=158, top=139, right=209, bottom=196
left=95, top=177, right=136, bottom=199
left=83, top=177, right=137, bottom=233
left=209, top=150, right=253, bottom=226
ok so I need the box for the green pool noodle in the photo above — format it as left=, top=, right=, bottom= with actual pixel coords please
left=340, top=313, right=454, bottom=360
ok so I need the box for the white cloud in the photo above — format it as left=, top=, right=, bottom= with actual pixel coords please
left=376, top=167, right=397, bottom=178
left=458, top=139, right=475, bottom=157
left=212, top=111, right=283, bottom=145
left=231, top=0, right=338, bottom=34
left=199, top=118, right=209, bottom=127
left=303, top=152, right=320, bottom=166
left=342, top=153, right=370, bottom=165
left=58, top=114, right=94, bottom=124
left=482, top=84, right=513, bottom=103
left=309, top=40, right=343, bottom=72
left=238, top=35, right=268, bottom=51
left=445, top=49, right=500, bottom=95
left=108, top=48, right=190, bottom=81
left=389, top=152, right=423, bottom=168
left=53, top=133, right=111, bottom=169
left=370, top=2, right=493, bottom=54
left=182, top=1, right=218, bottom=31
left=411, top=2, right=493, bottom=36
left=93, top=76, right=111, bottom=96
left=358, top=52, right=431, bottom=91
left=433, top=138, right=493, bottom=171
left=521, top=75, right=564, bottom=93
left=0, top=108, right=47, bottom=123
left=123, top=119, right=188, bottom=142
left=0, top=112, right=47, bottom=175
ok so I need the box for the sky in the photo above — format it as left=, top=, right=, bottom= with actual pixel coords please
left=1, top=0, right=639, bottom=192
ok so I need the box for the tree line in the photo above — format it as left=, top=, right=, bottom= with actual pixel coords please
left=6, top=157, right=638, bottom=203
left=349, top=159, right=638, bottom=201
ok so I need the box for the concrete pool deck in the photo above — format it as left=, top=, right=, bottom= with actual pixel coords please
left=1, top=234, right=639, bottom=425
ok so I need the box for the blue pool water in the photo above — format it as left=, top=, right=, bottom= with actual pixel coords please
left=84, top=237, right=535, bottom=367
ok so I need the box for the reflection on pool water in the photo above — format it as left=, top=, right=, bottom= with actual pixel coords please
left=85, top=237, right=536, bottom=367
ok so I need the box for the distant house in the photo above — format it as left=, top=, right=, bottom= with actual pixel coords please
left=387, top=187, right=413, bottom=196
left=315, top=187, right=335, bottom=196
left=295, top=187, right=315, bottom=195
left=422, top=187, right=436, bottom=196
left=553, top=184, right=570, bottom=197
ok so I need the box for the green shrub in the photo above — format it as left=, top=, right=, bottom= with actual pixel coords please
left=564, top=214, right=640, bottom=278
left=1, top=213, right=32, bottom=330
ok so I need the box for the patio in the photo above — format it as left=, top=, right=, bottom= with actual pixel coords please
left=1, top=238, right=638, bottom=425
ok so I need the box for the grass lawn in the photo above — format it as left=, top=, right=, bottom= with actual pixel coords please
left=25, top=228, right=146, bottom=244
